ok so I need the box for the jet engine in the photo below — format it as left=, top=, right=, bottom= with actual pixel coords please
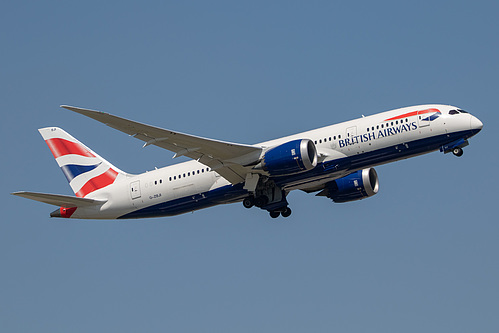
left=257, top=139, right=318, bottom=176
left=321, top=168, right=379, bottom=203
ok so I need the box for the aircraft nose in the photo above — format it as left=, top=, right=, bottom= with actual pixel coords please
left=470, top=115, right=483, bottom=131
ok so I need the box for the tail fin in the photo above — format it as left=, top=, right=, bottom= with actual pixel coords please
left=39, top=127, right=127, bottom=198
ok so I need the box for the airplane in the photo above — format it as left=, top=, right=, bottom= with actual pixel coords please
left=12, top=104, right=483, bottom=219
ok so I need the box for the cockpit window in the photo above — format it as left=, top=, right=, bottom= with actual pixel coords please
left=449, top=109, right=469, bottom=115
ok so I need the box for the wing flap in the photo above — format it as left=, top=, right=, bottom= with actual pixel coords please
left=11, top=191, right=106, bottom=208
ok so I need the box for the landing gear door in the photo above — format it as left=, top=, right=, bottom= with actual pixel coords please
left=130, top=181, right=141, bottom=199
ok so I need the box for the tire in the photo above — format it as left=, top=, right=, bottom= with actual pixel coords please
left=281, top=207, right=292, bottom=218
left=243, top=197, right=254, bottom=209
left=452, top=147, right=463, bottom=157
left=269, top=211, right=280, bottom=218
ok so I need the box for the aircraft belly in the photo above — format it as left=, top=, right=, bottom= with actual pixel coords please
left=118, top=183, right=247, bottom=219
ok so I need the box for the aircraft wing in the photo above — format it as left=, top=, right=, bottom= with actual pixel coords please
left=61, top=106, right=263, bottom=184
left=11, top=191, right=106, bottom=208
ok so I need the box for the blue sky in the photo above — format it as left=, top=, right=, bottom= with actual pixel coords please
left=1, top=1, right=498, bottom=332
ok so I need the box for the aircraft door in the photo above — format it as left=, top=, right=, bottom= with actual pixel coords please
left=418, top=111, right=430, bottom=127
left=130, top=181, right=141, bottom=199
left=346, top=126, right=357, bottom=139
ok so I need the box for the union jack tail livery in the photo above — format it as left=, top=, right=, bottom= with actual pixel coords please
left=38, top=127, right=127, bottom=198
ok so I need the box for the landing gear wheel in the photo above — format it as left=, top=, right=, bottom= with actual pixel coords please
left=269, top=211, right=280, bottom=218
left=452, top=147, right=463, bottom=157
left=281, top=207, right=292, bottom=218
left=243, top=197, right=254, bottom=209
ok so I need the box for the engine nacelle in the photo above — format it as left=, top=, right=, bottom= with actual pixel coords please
left=259, top=139, right=318, bottom=176
left=323, top=168, right=379, bottom=203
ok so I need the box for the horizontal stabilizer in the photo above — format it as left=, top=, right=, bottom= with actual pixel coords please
left=11, top=191, right=106, bottom=208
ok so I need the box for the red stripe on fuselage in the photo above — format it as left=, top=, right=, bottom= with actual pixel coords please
left=45, top=138, right=95, bottom=159
left=76, top=168, right=118, bottom=198
left=384, top=108, right=440, bottom=121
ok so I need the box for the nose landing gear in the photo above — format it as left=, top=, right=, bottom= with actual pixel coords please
left=452, top=147, right=464, bottom=157
left=440, top=138, right=468, bottom=157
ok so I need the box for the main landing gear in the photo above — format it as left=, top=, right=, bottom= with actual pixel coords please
left=243, top=178, right=292, bottom=219
left=242, top=195, right=292, bottom=219
left=243, top=197, right=256, bottom=209
left=269, top=206, right=292, bottom=219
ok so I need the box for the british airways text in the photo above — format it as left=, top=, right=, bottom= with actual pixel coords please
left=339, top=122, right=418, bottom=148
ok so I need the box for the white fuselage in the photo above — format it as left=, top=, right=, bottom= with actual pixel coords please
left=70, top=104, right=482, bottom=219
